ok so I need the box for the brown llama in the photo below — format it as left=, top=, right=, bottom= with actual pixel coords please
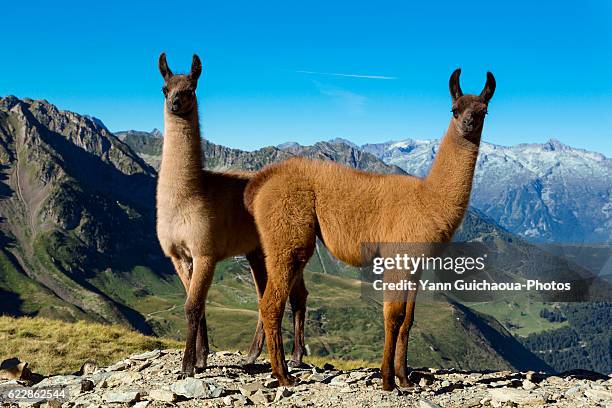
left=156, top=53, right=308, bottom=377
left=244, top=69, right=495, bottom=390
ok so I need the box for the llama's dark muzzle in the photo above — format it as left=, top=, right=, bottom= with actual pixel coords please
left=462, top=119, right=474, bottom=132
left=171, top=97, right=181, bottom=110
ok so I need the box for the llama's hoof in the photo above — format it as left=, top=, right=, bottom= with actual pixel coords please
left=382, top=381, right=396, bottom=392
left=397, top=378, right=415, bottom=388
left=278, top=375, right=297, bottom=387
left=178, top=367, right=195, bottom=379
left=195, top=357, right=208, bottom=372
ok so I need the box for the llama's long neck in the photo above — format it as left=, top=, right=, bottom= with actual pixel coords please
left=425, top=122, right=481, bottom=230
left=158, top=104, right=203, bottom=193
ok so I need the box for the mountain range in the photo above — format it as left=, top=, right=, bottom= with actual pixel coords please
left=119, top=131, right=611, bottom=244
left=1, top=96, right=610, bottom=374
left=360, top=138, right=610, bottom=244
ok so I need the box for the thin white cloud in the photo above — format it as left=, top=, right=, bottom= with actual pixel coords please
left=297, top=70, right=396, bottom=80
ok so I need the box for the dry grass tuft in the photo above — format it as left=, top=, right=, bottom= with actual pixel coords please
left=0, top=316, right=182, bottom=375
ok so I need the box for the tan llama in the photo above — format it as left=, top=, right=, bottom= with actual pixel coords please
left=244, top=69, right=496, bottom=389
left=156, top=53, right=308, bottom=377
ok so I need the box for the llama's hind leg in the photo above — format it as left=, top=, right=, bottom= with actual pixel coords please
left=181, top=256, right=215, bottom=378
left=381, top=301, right=407, bottom=391
left=245, top=249, right=268, bottom=364
left=394, top=289, right=418, bottom=387
left=245, top=319, right=265, bottom=365
left=289, top=276, right=308, bottom=366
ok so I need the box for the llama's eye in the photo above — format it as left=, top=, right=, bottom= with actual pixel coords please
left=162, top=87, right=168, bottom=96
left=452, top=109, right=459, bottom=119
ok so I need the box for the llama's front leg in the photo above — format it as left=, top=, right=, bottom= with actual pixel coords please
left=181, top=256, right=215, bottom=378
left=381, top=301, right=407, bottom=391
left=260, top=278, right=295, bottom=386
left=394, top=289, right=418, bottom=387
left=195, top=314, right=209, bottom=371
left=289, top=276, right=308, bottom=366
left=172, top=257, right=207, bottom=369
left=173, top=258, right=208, bottom=371
left=245, top=250, right=268, bottom=364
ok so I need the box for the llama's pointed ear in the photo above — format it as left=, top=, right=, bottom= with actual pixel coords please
left=158, top=53, right=173, bottom=80
left=449, top=68, right=463, bottom=102
left=480, top=72, right=496, bottom=103
left=190, top=54, right=202, bottom=81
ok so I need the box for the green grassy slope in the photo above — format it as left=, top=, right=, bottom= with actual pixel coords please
left=0, top=316, right=182, bottom=375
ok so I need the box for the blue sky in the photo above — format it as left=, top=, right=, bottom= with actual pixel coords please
left=2, top=0, right=611, bottom=155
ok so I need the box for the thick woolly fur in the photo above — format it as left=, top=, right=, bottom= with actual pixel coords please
left=245, top=69, right=496, bottom=389
left=156, top=53, right=307, bottom=378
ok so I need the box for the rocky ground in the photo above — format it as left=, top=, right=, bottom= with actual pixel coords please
left=1, top=350, right=611, bottom=407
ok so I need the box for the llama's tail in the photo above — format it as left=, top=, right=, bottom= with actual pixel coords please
left=244, top=162, right=284, bottom=215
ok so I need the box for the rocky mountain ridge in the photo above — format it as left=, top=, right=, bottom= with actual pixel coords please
left=0, top=96, right=164, bottom=331
left=116, top=131, right=405, bottom=175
